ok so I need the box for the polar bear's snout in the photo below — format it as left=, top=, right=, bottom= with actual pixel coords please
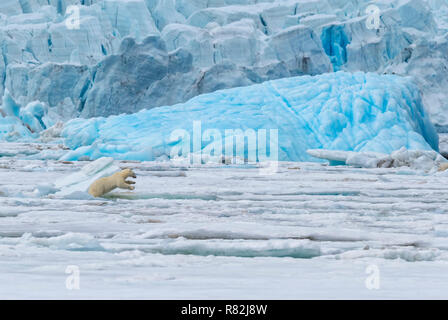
left=121, top=168, right=136, bottom=179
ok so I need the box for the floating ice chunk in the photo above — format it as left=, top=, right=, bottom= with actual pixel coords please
left=0, top=116, right=34, bottom=141
left=39, top=121, right=64, bottom=143
left=19, top=101, right=54, bottom=133
left=307, top=149, right=389, bottom=168
left=61, top=72, right=438, bottom=162
left=22, top=232, right=104, bottom=251
left=54, top=157, right=120, bottom=197
left=61, top=191, right=96, bottom=200
left=142, top=238, right=321, bottom=258
left=307, top=147, right=446, bottom=171
left=32, top=184, right=60, bottom=197
left=0, top=90, right=56, bottom=141
left=1, top=89, right=20, bottom=117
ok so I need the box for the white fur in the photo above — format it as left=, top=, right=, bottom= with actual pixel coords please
left=88, top=169, right=136, bottom=197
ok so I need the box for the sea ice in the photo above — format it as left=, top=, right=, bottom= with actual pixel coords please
left=1, top=155, right=448, bottom=298
left=307, top=147, right=447, bottom=171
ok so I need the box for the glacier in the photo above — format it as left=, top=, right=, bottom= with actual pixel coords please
left=60, top=71, right=438, bottom=162
left=0, top=0, right=447, bottom=130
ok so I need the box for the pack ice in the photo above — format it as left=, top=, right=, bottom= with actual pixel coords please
left=61, top=71, right=438, bottom=162
left=307, top=147, right=446, bottom=171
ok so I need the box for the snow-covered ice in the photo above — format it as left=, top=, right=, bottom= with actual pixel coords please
left=0, top=147, right=448, bottom=299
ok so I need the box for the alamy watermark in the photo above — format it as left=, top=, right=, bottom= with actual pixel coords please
left=169, top=121, right=279, bottom=175
left=365, top=5, right=381, bottom=30
left=365, top=264, right=380, bottom=290
left=65, top=5, right=81, bottom=30
left=65, top=265, right=80, bottom=290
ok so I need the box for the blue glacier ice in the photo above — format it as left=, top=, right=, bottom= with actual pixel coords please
left=0, top=90, right=55, bottom=141
left=1, top=0, right=448, bottom=130
left=61, top=72, right=438, bottom=162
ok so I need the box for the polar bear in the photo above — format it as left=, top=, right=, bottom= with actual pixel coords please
left=88, top=168, right=137, bottom=197
left=439, top=163, right=448, bottom=172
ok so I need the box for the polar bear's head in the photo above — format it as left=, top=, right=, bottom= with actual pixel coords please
left=121, top=168, right=137, bottom=179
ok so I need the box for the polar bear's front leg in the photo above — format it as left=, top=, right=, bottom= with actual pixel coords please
left=118, top=180, right=135, bottom=190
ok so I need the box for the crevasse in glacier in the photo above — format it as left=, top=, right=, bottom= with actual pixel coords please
left=60, top=72, right=439, bottom=162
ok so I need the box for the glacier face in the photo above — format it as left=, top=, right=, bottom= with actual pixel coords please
left=0, top=0, right=332, bottom=118
left=0, top=0, right=447, bottom=128
left=60, top=72, right=438, bottom=162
